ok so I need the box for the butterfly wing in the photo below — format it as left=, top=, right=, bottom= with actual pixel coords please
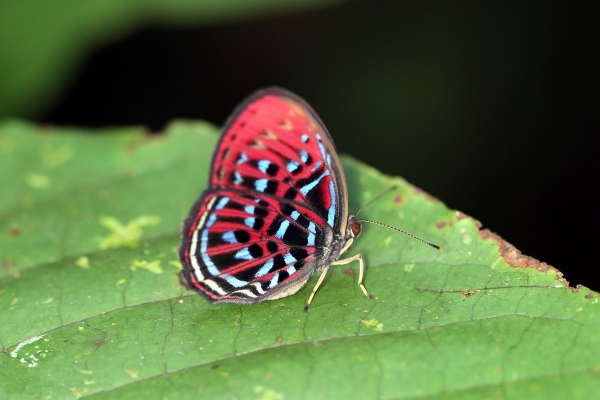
left=179, top=189, right=329, bottom=303
left=179, top=88, right=348, bottom=303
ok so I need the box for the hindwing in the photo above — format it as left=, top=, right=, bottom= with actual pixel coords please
left=179, top=189, right=330, bottom=303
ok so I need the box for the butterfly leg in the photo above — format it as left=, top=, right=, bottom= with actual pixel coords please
left=330, top=254, right=375, bottom=300
left=303, top=266, right=330, bottom=312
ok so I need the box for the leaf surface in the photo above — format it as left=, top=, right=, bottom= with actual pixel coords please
left=0, top=121, right=598, bottom=399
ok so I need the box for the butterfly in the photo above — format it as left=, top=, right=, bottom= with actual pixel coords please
left=178, top=87, right=441, bottom=311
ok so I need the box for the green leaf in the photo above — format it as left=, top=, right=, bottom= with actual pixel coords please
left=0, top=0, right=343, bottom=118
left=1, top=121, right=599, bottom=399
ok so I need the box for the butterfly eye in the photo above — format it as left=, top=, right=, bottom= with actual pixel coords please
left=351, top=222, right=362, bottom=237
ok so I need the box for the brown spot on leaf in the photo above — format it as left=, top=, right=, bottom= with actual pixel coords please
left=394, top=195, right=403, bottom=205
left=3, top=259, right=15, bottom=269
left=478, top=229, right=576, bottom=291
left=453, top=209, right=596, bottom=295
left=211, top=364, right=219, bottom=369
left=8, top=226, right=21, bottom=237
left=93, top=340, right=104, bottom=347
left=2, top=348, right=9, bottom=355
left=455, top=211, right=468, bottom=221
left=436, top=221, right=446, bottom=229
left=343, top=268, right=355, bottom=277
left=461, top=289, right=476, bottom=297
left=276, top=337, right=283, bottom=343
left=585, top=294, right=593, bottom=300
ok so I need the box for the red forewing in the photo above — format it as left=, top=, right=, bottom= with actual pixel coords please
left=210, top=89, right=347, bottom=230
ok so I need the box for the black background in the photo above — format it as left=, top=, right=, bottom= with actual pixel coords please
left=39, top=1, right=599, bottom=291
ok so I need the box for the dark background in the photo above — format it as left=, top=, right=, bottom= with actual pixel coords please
left=39, top=1, right=599, bottom=291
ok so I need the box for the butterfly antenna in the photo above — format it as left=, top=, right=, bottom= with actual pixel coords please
left=355, top=185, right=443, bottom=252
left=355, top=186, right=398, bottom=217
left=359, top=219, right=443, bottom=252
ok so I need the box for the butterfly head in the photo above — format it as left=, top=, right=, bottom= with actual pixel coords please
left=346, top=214, right=362, bottom=239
